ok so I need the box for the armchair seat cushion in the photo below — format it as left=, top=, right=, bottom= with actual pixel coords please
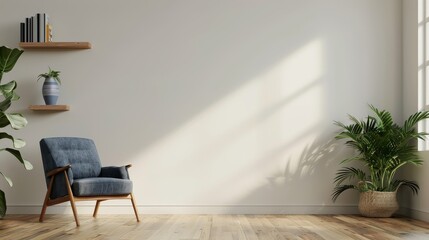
left=72, top=177, right=133, bottom=197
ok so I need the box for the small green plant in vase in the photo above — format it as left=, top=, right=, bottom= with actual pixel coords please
left=37, top=67, right=61, bottom=105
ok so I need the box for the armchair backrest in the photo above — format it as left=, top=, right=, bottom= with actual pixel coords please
left=40, top=137, right=102, bottom=199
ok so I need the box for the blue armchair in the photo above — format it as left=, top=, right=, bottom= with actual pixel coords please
left=39, top=137, right=140, bottom=226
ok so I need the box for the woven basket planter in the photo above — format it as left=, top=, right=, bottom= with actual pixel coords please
left=358, top=191, right=398, bottom=217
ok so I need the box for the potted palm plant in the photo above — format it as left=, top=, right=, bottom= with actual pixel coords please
left=332, top=105, right=429, bottom=217
left=0, top=46, right=33, bottom=218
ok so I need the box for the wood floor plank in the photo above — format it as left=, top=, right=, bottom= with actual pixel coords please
left=198, top=215, right=213, bottom=240
left=0, top=214, right=429, bottom=240
left=257, top=215, right=288, bottom=240
left=265, top=215, right=303, bottom=240
left=236, top=215, right=259, bottom=240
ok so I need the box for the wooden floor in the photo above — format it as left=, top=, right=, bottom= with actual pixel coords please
left=1, top=215, right=429, bottom=240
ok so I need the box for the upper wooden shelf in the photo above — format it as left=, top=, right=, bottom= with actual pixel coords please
left=29, top=105, right=70, bottom=111
left=19, top=42, right=91, bottom=49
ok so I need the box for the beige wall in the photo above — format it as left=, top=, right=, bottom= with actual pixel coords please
left=0, top=0, right=402, bottom=214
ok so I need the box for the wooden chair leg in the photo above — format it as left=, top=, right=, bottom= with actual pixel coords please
left=130, top=193, right=140, bottom=222
left=69, top=195, right=79, bottom=227
left=64, top=171, right=80, bottom=226
left=93, top=200, right=102, bottom=217
left=39, top=175, right=55, bottom=222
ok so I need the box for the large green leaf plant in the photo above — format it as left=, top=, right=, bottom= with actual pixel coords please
left=332, top=105, right=429, bottom=202
left=0, top=46, right=33, bottom=218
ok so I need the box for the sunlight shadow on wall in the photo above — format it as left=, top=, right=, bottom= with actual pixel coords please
left=129, top=39, right=327, bottom=204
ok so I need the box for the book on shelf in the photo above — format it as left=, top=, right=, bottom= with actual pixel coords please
left=29, top=17, right=33, bottom=42
left=42, top=13, right=46, bottom=42
left=25, top=18, right=29, bottom=42
left=36, top=13, right=40, bottom=42
left=31, top=16, right=37, bottom=42
left=20, top=13, right=52, bottom=43
left=20, top=23, right=25, bottom=42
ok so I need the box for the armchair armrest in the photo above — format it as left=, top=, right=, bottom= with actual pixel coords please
left=100, top=165, right=130, bottom=179
left=46, top=165, right=71, bottom=177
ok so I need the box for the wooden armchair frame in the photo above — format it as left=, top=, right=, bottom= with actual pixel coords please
left=39, top=164, right=140, bottom=226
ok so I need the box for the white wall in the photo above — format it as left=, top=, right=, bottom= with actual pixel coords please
left=0, top=0, right=402, bottom=214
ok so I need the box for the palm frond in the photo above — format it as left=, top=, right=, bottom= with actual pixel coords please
left=391, top=180, right=420, bottom=194
left=334, top=167, right=366, bottom=185
left=339, top=156, right=362, bottom=164
left=404, top=111, right=429, bottom=133
left=363, top=116, right=377, bottom=132
left=369, top=105, right=393, bottom=130
left=348, top=114, right=363, bottom=127
left=332, top=185, right=356, bottom=202
left=416, top=132, right=429, bottom=140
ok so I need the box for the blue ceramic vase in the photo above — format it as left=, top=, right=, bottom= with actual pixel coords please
left=42, top=77, right=60, bottom=105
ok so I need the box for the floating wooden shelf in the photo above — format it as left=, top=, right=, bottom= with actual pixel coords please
left=29, top=105, right=70, bottom=111
left=19, top=42, right=91, bottom=49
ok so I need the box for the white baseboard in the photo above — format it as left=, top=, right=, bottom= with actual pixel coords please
left=7, top=204, right=359, bottom=215
left=401, top=207, right=429, bottom=222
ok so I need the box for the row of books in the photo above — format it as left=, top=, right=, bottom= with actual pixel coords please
left=20, top=13, right=53, bottom=43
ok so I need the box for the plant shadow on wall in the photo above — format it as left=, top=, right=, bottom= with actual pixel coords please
left=280, top=138, right=340, bottom=207
left=235, top=134, right=346, bottom=211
